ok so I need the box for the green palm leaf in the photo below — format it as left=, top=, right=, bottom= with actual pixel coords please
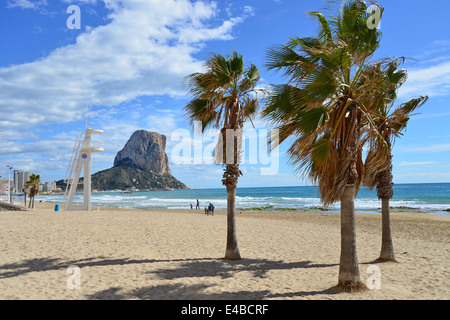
left=263, top=0, right=385, bottom=205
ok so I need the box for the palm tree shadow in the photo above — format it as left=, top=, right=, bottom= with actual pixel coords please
left=85, top=283, right=343, bottom=300
left=361, top=258, right=400, bottom=265
left=0, top=256, right=337, bottom=280
left=0, top=257, right=67, bottom=279
left=0, top=256, right=340, bottom=299
left=0, top=256, right=215, bottom=279
left=267, top=285, right=344, bottom=298
left=86, top=283, right=273, bottom=300
left=149, top=258, right=337, bottom=280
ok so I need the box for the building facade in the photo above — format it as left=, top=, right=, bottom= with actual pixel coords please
left=0, top=179, right=12, bottom=195
left=13, top=170, right=31, bottom=193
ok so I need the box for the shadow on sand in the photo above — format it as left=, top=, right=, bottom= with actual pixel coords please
left=0, top=256, right=343, bottom=299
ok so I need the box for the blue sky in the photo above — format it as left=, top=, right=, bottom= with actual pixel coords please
left=1, top=0, right=449, bottom=189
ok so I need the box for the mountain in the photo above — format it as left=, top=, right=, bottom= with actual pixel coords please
left=57, top=130, right=188, bottom=191
left=114, top=130, right=171, bottom=174
left=90, top=166, right=187, bottom=191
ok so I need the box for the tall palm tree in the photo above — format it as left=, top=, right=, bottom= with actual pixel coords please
left=26, top=174, right=41, bottom=209
left=184, top=51, right=263, bottom=260
left=263, top=0, right=383, bottom=291
left=361, top=58, right=428, bottom=261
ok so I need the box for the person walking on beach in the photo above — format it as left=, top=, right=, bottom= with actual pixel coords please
left=196, top=199, right=199, bottom=210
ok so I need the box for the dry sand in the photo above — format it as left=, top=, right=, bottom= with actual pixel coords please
left=0, top=202, right=448, bottom=300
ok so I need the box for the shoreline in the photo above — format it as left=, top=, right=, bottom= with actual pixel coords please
left=34, top=197, right=450, bottom=217
left=1, top=202, right=449, bottom=300
left=35, top=183, right=450, bottom=216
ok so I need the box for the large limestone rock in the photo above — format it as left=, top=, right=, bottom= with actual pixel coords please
left=90, top=166, right=188, bottom=191
left=114, top=130, right=171, bottom=174
left=56, top=130, right=188, bottom=191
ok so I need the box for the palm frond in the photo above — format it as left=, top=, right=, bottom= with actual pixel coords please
left=184, top=51, right=263, bottom=162
left=390, top=95, right=428, bottom=132
left=228, top=51, right=245, bottom=76
left=265, top=44, right=318, bottom=81
left=262, top=0, right=389, bottom=205
left=262, top=84, right=303, bottom=123
left=307, top=10, right=332, bottom=42
left=183, top=98, right=217, bottom=131
left=335, top=0, right=383, bottom=61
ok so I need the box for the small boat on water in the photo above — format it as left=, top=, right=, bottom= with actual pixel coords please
left=121, top=189, right=133, bottom=194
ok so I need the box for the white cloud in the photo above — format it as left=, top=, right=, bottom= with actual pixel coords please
left=1, top=1, right=259, bottom=183
left=0, top=0, right=254, bottom=139
left=61, top=0, right=98, bottom=4
left=6, top=0, right=52, bottom=14
left=404, top=144, right=450, bottom=153
left=394, top=172, right=450, bottom=183
left=399, top=61, right=450, bottom=99
left=7, top=0, right=43, bottom=9
left=414, top=112, right=450, bottom=120
left=398, top=40, right=450, bottom=99
left=414, top=40, right=450, bottom=60
left=398, top=161, right=437, bottom=166
left=145, top=113, right=178, bottom=136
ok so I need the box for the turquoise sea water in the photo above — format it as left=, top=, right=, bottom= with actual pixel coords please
left=38, top=183, right=450, bottom=215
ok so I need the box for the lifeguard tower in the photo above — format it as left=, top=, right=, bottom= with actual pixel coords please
left=64, top=127, right=103, bottom=211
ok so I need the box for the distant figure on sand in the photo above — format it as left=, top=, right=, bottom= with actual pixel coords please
left=190, top=204, right=193, bottom=210
left=196, top=199, right=199, bottom=210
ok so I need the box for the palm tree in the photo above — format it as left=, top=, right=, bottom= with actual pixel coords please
left=263, top=0, right=383, bottom=291
left=26, top=174, right=41, bottom=209
left=361, top=58, right=428, bottom=261
left=183, top=51, right=263, bottom=260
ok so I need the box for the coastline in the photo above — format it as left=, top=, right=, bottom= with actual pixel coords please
left=35, top=183, right=450, bottom=216
left=0, top=201, right=448, bottom=300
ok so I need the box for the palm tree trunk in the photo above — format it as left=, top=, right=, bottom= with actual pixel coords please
left=376, top=147, right=396, bottom=262
left=379, top=197, right=396, bottom=261
left=338, top=184, right=365, bottom=291
left=225, top=169, right=241, bottom=260
left=221, top=114, right=242, bottom=260
left=338, top=104, right=365, bottom=291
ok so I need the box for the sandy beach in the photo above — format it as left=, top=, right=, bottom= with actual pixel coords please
left=0, top=202, right=448, bottom=300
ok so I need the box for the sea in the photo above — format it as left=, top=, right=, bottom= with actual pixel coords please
left=37, top=183, right=450, bottom=216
